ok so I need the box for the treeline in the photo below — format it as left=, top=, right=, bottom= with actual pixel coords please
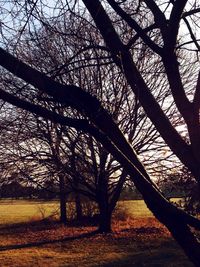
left=0, top=180, right=190, bottom=201
left=0, top=181, right=142, bottom=200
left=0, top=181, right=55, bottom=199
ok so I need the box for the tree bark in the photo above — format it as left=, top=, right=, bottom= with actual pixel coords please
left=87, top=125, right=200, bottom=266
left=98, top=201, right=112, bottom=233
left=98, top=209, right=112, bottom=233
left=97, top=171, right=112, bottom=233
left=166, top=220, right=200, bottom=267
left=59, top=175, right=67, bottom=225
left=75, top=192, right=83, bottom=220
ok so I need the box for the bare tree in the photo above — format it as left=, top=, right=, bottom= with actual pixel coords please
left=0, top=15, right=169, bottom=232
left=0, top=0, right=200, bottom=265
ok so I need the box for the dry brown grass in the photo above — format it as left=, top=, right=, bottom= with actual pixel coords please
left=0, top=200, right=193, bottom=266
left=0, top=217, right=192, bottom=267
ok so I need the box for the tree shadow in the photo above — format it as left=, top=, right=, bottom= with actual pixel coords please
left=0, top=219, right=61, bottom=235
left=0, top=229, right=98, bottom=251
left=99, top=248, right=193, bottom=267
left=0, top=216, right=99, bottom=235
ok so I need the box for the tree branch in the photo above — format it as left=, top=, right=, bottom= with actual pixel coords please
left=0, top=88, right=89, bottom=131
left=126, top=23, right=157, bottom=49
left=107, top=0, right=162, bottom=55
left=193, top=71, right=200, bottom=109
left=182, top=8, right=200, bottom=18
left=143, top=0, right=168, bottom=39
left=183, top=17, right=200, bottom=51
left=83, top=0, right=200, bottom=179
left=167, top=0, right=187, bottom=50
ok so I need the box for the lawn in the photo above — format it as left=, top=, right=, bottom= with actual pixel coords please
left=0, top=199, right=193, bottom=266
left=0, top=199, right=153, bottom=225
left=0, top=199, right=59, bottom=225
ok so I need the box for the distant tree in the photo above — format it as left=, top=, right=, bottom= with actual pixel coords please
left=161, top=167, right=200, bottom=215
left=0, top=180, right=35, bottom=199
left=0, top=181, right=23, bottom=199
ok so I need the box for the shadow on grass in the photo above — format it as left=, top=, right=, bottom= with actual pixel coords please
left=99, top=256, right=193, bottom=267
left=0, top=229, right=98, bottom=251
left=99, top=243, right=194, bottom=267
left=0, top=219, right=61, bottom=234
left=0, top=223, right=194, bottom=266
left=0, top=215, right=99, bottom=234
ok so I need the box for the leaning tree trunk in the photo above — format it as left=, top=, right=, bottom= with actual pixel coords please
left=148, top=202, right=200, bottom=267
left=89, top=123, right=200, bottom=266
left=166, top=219, right=200, bottom=266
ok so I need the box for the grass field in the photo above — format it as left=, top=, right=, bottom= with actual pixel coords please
left=0, top=199, right=193, bottom=266
left=0, top=199, right=60, bottom=225
left=0, top=199, right=153, bottom=225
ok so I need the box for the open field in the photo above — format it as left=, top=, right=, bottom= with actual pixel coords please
left=0, top=199, right=193, bottom=266
left=0, top=199, right=153, bottom=225
left=0, top=199, right=60, bottom=225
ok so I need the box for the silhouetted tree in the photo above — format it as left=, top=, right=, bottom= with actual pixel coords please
left=0, top=1, right=200, bottom=265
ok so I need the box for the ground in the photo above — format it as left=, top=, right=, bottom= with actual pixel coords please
left=0, top=199, right=194, bottom=266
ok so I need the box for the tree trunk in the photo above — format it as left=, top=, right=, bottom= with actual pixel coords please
left=75, top=192, right=83, bottom=220
left=98, top=189, right=112, bottom=233
left=59, top=175, right=67, bottom=225
left=97, top=168, right=112, bottom=233
left=140, top=192, right=200, bottom=267
left=98, top=204, right=112, bottom=233
left=167, top=220, right=200, bottom=266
